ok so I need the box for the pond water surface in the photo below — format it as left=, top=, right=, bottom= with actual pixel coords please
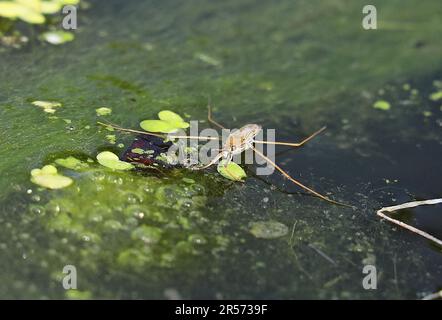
left=0, top=0, right=441, bottom=299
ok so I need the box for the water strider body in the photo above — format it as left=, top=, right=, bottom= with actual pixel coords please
left=97, top=104, right=352, bottom=208
left=193, top=123, right=262, bottom=171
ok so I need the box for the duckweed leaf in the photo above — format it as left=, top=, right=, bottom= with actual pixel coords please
left=55, top=156, right=89, bottom=170
left=158, top=110, right=189, bottom=128
left=140, top=110, right=189, bottom=133
left=30, top=165, right=73, bottom=189
left=0, top=2, right=26, bottom=19
left=96, top=107, right=112, bottom=116
left=249, top=221, right=289, bottom=239
left=373, top=100, right=391, bottom=111
left=40, top=1, right=62, bottom=14
left=158, top=110, right=185, bottom=123
left=217, top=160, right=247, bottom=181
left=0, top=1, right=45, bottom=24
left=97, top=151, right=134, bottom=170
left=140, top=120, right=178, bottom=133
left=429, top=91, right=442, bottom=101
left=41, top=31, right=74, bottom=45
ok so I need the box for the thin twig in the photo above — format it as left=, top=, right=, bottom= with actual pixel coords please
left=422, top=290, right=442, bottom=300
left=376, top=198, right=442, bottom=246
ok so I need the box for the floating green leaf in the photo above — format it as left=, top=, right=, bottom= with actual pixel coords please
left=96, top=107, right=112, bottom=116
left=41, top=31, right=74, bottom=45
left=140, top=120, right=179, bottom=133
left=373, top=100, right=391, bottom=111
left=249, top=221, right=289, bottom=239
left=158, top=110, right=184, bottom=123
left=140, top=110, right=189, bottom=133
left=158, top=110, right=189, bottom=128
left=30, top=165, right=73, bottom=189
left=55, top=156, right=89, bottom=170
left=0, top=1, right=45, bottom=24
left=217, top=160, right=247, bottom=181
left=429, top=91, right=442, bottom=101
left=96, top=151, right=134, bottom=170
left=0, top=0, right=80, bottom=25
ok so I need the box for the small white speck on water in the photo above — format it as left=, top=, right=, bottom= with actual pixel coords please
left=263, top=197, right=269, bottom=203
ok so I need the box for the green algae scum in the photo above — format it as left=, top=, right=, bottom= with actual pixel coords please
left=0, top=0, right=441, bottom=299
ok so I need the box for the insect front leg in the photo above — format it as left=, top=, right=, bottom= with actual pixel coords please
left=190, top=151, right=224, bottom=171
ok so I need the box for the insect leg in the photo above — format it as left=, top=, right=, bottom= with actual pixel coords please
left=191, top=152, right=224, bottom=170
left=252, top=146, right=353, bottom=208
left=207, top=97, right=226, bottom=130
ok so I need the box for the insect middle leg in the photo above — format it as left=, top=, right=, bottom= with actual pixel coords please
left=190, top=152, right=224, bottom=170
left=207, top=98, right=226, bottom=130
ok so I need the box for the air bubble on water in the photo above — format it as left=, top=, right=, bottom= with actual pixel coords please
left=179, top=199, right=193, bottom=208
left=190, top=184, right=205, bottom=194
left=26, top=189, right=32, bottom=194
left=125, top=217, right=138, bottom=228
left=92, top=172, right=106, bottom=181
left=90, top=214, right=103, bottom=223
left=126, top=192, right=141, bottom=204
left=113, top=177, right=124, bottom=185
left=29, top=205, right=45, bottom=216
left=188, top=234, right=207, bottom=245
left=31, top=194, right=41, bottom=202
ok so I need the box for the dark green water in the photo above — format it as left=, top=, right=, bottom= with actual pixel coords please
left=0, top=0, right=441, bottom=299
